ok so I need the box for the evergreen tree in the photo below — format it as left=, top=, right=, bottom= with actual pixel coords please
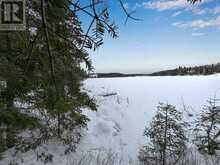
left=194, top=97, right=220, bottom=155
left=0, top=0, right=140, bottom=162
left=0, top=32, right=40, bottom=153
left=139, top=103, right=187, bottom=165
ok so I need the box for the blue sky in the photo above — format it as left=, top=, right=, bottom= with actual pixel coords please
left=88, top=0, right=220, bottom=73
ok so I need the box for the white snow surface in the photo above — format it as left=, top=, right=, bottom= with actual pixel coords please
left=80, top=75, right=220, bottom=156
left=1, top=75, right=220, bottom=164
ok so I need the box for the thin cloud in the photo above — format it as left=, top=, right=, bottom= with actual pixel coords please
left=142, top=0, right=189, bottom=11
left=172, top=21, right=186, bottom=28
left=122, top=2, right=143, bottom=12
left=173, top=16, right=220, bottom=29
left=172, top=11, right=182, bottom=17
left=172, top=7, right=209, bottom=17
left=191, top=32, right=205, bottom=36
left=214, top=6, right=220, bottom=14
left=190, top=8, right=208, bottom=15
left=142, top=0, right=212, bottom=11
left=123, top=3, right=129, bottom=9
left=142, top=0, right=220, bottom=31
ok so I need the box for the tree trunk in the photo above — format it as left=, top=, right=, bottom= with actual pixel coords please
left=162, top=107, right=168, bottom=165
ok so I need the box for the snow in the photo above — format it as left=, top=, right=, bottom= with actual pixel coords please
left=1, top=75, right=220, bottom=164
left=80, top=75, right=220, bottom=157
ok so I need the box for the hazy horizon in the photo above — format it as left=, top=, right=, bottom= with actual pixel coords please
left=91, top=60, right=220, bottom=74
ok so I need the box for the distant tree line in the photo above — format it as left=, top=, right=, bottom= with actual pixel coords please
left=88, top=63, right=220, bottom=78
left=151, top=63, right=220, bottom=76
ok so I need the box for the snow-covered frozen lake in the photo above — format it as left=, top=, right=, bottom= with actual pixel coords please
left=2, top=75, right=220, bottom=165
left=80, top=75, right=220, bottom=158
